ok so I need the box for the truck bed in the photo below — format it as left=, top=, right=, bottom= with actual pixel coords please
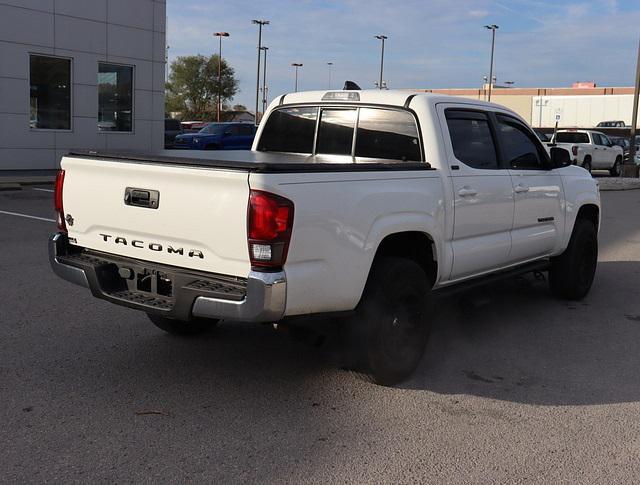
left=67, top=150, right=433, bottom=173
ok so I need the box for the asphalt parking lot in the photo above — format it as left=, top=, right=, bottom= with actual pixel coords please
left=2, top=185, right=640, bottom=483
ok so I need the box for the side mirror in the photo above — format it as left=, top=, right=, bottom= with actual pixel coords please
left=550, top=147, right=571, bottom=168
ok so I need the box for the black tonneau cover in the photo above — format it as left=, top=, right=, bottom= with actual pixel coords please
left=67, top=149, right=433, bottom=173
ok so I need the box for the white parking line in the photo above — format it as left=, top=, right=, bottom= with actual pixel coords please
left=32, top=187, right=54, bottom=193
left=0, top=209, right=55, bottom=223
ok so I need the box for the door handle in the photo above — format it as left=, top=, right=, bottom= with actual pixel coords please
left=514, top=184, right=530, bottom=194
left=124, top=187, right=160, bottom=209
left=458, top=187, right=478, bottom=197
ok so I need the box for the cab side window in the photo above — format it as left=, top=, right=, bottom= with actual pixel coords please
left=592, top=133, right=605, bottom=145
left=445, top=110, right=498, bottom=169
left=495, top=115, right=547, bottom=170
left=599, top=134, right=611, bottom=146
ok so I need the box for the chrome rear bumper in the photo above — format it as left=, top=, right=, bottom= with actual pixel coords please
left=49, top=233, right=286, bottom=322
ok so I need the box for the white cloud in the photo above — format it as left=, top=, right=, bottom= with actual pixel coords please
left=468, top=9, right=489, bottom=18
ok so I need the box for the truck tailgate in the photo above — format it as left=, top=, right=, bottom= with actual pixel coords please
left=61, top=155, right=251, bottom=277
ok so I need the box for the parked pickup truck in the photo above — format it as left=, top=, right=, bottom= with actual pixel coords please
left=50, top=90, right=600, bottom=385
left=551, top=129, right=624, bottom=176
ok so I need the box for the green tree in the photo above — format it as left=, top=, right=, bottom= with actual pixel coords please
left=165, top=55, right=239, bottom=120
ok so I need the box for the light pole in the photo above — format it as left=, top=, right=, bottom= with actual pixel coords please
left=252, top=19, right=269, bottom=125
left=627, top=36, right=640, bottom=177
left=374, top=35, right=387, bottom=90
left=260, top=46, right=268, bottom=116
left=484, top=24, right=498, bottom=102
left=327, top=62, right=333, bottom=89
left=291, top=63, right=303, bottom=92
left=213, top=32, right=229, bottom=122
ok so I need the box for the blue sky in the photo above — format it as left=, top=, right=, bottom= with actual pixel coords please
left=167, top=0, right=640, bottom=111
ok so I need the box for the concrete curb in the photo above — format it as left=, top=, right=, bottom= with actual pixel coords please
left=0, top=183, right=22, bottom=191
left=598, top=178, right=640, bottom=191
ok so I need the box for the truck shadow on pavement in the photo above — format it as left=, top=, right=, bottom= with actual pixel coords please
left=404, top=260, right=640, bottom=405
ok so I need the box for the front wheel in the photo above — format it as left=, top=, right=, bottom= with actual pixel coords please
left=549, top=219, right=598, bottom=300
left=350, top=257, right=432, bottom=386
left=147, top=313, right=219, bottom=335
left=610, top=157, right=622, bottom=177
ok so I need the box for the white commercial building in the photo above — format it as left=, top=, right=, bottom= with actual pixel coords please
left=0, top=0, right=166, bottom=175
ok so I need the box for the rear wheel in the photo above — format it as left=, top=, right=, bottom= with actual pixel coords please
left=582, top=157, right=592, bottom=174
left=549, top=218, right=598, bottom=300
left=610, top=156, right=622, bottom=177
left=349, top=257, right=432, bottom=386
left=147, top=313, right=219, bottom=335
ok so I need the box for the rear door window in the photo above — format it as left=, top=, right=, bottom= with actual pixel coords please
left=555, top=132, right=589, bottom=144
left=316, top=109, right=357, bottom=156
left=257, top=107, right=318, bottom=153
left=445, top=109, right=498, bottom=169
left=355, top=108, right=421, bottom=161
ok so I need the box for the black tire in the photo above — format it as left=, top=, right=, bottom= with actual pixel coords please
left=147, top=313, right=218, bottom=335
left=582, top=157, right=592, bottom=174
left=204, top=144, right=220, bottom=150
left=610, top=156, right=622, bottom=177
left=350, top=257, right=432, bottom=386
left=549, top=218, right=598, bottom=300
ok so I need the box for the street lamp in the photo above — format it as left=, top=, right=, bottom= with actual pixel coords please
left=260, top=46, right=269, bottom=116
left=484, top=24, right=499, bottom=102
left=374, top=35, right=387, bottom=90
left=213, top=32, right=229, bottom=122
left=327, top=62, right=333, bottom=89
left=252, top=19, right=269, bottom=125
left=291, top=63, right=303, bottom=92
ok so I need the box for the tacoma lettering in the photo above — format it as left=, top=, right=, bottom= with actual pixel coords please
left=97, top=234, right=204, bottom=259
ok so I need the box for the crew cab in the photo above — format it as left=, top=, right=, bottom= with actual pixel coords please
left=50, top=90, right=600, bottom=385
left=551, top=129, right=623, bottom=176
left=173, top=122, right=256, bottom=150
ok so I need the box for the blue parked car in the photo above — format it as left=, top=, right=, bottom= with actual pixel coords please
left=173, top=122, right=257, bottom=150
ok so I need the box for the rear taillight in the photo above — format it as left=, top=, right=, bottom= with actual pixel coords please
left=572, top=145, right=578, bottom=156
left=54, top=169, right=66, bottom=232
left=247, top=190, right=294, bottom=269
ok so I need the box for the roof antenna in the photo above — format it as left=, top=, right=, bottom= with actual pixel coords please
left=343, top=81, right=361, bottom=91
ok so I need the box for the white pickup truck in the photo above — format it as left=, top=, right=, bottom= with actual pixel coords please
left=551, top=129, right=624, bottom=176
left=50, top=90, right=600, bottom=385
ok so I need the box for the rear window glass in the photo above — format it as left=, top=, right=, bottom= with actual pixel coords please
left=445, top=110, right=498, bottom=169
left=316, top=109, right=356, bottom=156
left=355, top=108, right=421, bottom=161
left=258, top=105, right=422, bottom=161
left=556, top=132, right=589, bottom=143
left=257, top=107, right=318, bottom=153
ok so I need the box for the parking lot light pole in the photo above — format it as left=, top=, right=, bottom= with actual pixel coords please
left=261, top=47, right=268, bottom=116
left=291, top=63, right=303, bottom=92
left=484, top=24, right=499, bottom=102
left=213, top=32, right=229, bottom=123
left=327, top=62, right=333, bottom=89
left=627, top=37, right=640, bottom=178
left=375, top=35, right=387, bottom=90
left=252, top=20, right=269, bottom=125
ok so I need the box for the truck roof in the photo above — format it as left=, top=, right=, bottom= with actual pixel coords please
left=556, top=129, right=604, bottom=135
left=273, top=89, right=513, bottom=112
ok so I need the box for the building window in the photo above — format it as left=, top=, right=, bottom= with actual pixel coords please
left=29, top=55, right=71, bottom=130
left=98, top=63, right=133, bottom=132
